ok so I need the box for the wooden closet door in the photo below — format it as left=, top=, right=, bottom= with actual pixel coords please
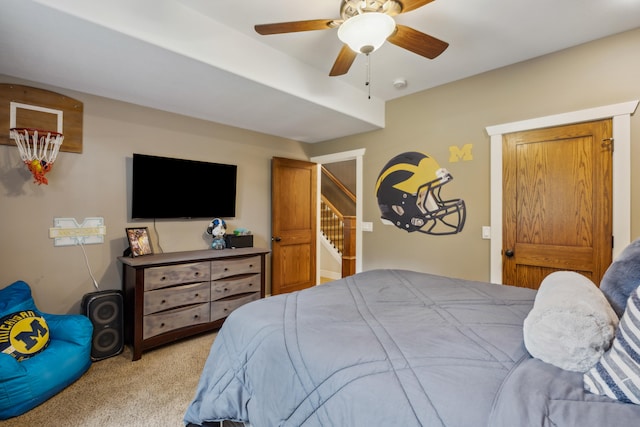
left=502, top=119, right=613, bottom=289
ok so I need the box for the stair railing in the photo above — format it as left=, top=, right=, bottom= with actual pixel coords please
left=320, top=196, right=356, bottom=277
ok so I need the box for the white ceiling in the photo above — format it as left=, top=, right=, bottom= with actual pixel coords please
left=1, top=0, right=639, bottom=143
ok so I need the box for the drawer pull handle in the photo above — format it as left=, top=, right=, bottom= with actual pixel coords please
left=224, top=267, right=229, bottom=271
left=248, top=283, right=253, bottom=287
left=161, top=299, right=166, bottom=304
left=160, top=323, right=165, bottom=328
left=195, top=293, right=199, bottom=297
left=224, top=288, right=228, bottom=292
left=195, top=272, right=200, bottom=276
left=194, top=315, right=199, bottom=319
left=161, top=276, right=166, bottom=281
left=249, top=264, right=253, bottom=268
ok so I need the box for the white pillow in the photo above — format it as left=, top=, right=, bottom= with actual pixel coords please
left=584, top=285, right=640, bottom=404
left=523, top=271, right=618, bottom=372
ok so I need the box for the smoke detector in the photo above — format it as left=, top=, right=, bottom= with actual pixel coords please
left=393, top=78, right=407, bottom=89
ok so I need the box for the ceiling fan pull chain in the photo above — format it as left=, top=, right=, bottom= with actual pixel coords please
left=366, top=53, right=371, bottom=99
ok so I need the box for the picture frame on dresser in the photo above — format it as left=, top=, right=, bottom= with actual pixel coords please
left=126, top=227, right=153, bottom=257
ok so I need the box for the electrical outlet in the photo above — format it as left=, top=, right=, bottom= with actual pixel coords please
left=362, top=222, right=373, bottom=232
left=482, top=226, right=491, bottom=240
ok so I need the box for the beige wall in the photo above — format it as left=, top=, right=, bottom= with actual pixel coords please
left=308, top=28, right=640, bottom=282
left=0, top=77, right=308, bottom=313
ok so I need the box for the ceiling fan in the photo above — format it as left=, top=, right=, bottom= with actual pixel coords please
left=254, top=0, right=449, bottom=76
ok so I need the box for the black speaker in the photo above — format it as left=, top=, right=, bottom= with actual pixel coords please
left=82, top=290, right=124, bottom=361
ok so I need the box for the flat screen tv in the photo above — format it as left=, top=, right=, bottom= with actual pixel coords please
left=131, top=153, right=237, bottom=219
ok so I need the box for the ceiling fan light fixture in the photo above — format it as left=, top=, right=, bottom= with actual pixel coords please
left=337, top=12, right=396, bottom=55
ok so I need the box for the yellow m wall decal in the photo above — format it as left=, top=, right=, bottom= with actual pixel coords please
left=449, top=144, right=473, bottom=162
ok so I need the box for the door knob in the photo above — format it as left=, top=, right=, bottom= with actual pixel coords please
left=272, top=236, right=282, bottom=242
left=504, top=249, right=514, bottom=258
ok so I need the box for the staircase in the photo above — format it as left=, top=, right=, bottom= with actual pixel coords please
left=320, top=166, right=356, bottom=277
left=321, top=199, right=344, bottom=252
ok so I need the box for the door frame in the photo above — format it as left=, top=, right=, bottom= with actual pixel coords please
left=486, top=100, right=638, bottom=284
left=310, top=148, right=366, bottom=283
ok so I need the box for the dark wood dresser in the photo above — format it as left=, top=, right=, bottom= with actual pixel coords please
left=119, top=247, right=269, bottom=360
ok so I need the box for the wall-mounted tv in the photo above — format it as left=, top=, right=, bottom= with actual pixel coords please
left=131, top=153, right=237, bottom=219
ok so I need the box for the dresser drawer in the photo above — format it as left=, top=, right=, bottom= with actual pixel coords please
left=144, top=282, right=210, bottom=315
left=211, top=256, right=261, bottom=280
left=211, top=293, right=260, bottom=322
left=143, top=302, right=210, bottom=339
left=144, top=262, right=210, bottom=291
left=211, top=275, right=260, bottom=301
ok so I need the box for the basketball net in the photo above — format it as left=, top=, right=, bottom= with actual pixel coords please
left=9, top=128, right=64, bottom=185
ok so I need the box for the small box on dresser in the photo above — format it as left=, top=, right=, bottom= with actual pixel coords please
left=119, top=247, right=269, bottom=361
left=224, top=234, right=253, bottom=248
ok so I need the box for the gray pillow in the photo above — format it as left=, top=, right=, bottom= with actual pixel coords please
left=599, top=237, right=640, bottom=318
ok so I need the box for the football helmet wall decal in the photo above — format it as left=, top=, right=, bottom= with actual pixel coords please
left=375, top=151, right=466, bottom=235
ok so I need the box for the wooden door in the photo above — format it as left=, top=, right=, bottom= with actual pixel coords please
left=271, top=157, right=317, bottom=295
left=502, top=119, right=613, bottom=289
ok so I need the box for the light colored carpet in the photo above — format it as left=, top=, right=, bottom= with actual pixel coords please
left=4, top=332, right=217, bottom=427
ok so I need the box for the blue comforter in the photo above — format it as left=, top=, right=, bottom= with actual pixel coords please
left=184, top=269, right=640, bottom=426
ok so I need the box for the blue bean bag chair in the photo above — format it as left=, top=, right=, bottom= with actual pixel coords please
left=0, top=281, right=93, bottom=419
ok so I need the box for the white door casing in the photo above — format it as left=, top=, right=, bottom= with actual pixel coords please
left=311, top=149, right=366, bottom=284
left=486, top=100, right=638, bottom=284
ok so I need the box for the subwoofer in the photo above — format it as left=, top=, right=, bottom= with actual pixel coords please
left=82, top=290, right=124, bottom=361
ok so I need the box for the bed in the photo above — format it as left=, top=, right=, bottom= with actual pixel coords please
left=184, top=243, right=640, bottom=427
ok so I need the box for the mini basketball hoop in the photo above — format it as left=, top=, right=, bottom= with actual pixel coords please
left=9, top=128, right=64, bottom=185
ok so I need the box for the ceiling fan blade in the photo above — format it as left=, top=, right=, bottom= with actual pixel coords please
left=387, top=25, right=448, bottom=59
left=398, top=0, right=435, bottom=13
left=255, top=19, right=336, bottom=35
left=329, top=45, right=357, bottom=76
